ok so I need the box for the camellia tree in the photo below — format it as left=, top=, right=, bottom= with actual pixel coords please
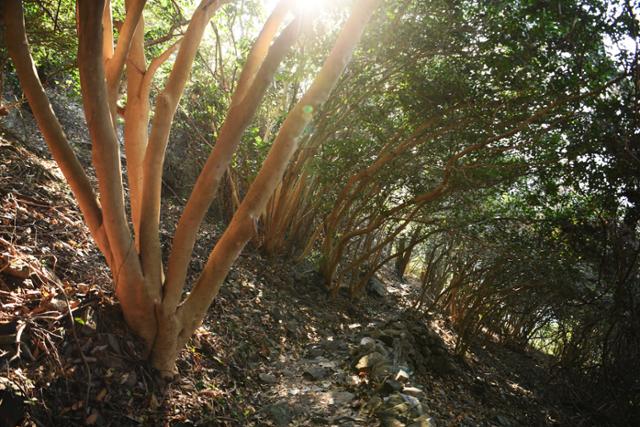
left=252, top=0, right=629, bottom=299
left=2, top=0, right=379, bottom=375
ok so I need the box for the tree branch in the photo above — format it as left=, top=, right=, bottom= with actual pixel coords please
left=77, top=0, right=136, bottom=273
left=231, top=0, right=292, bottom=106
left=176, top=0, right=381, bottom=350
left=2, top=0, right=111, bottom=262
left=141, top=39, right=183, bottom=97
left=123, top=0, right=149, bottom=250
left=105, top=0, right=146, bottom=117
left=138, top=0, right=227, bottom=293
left=163, top=14, right=301, bottom=312
left=102, top=0, right=114, bottom=66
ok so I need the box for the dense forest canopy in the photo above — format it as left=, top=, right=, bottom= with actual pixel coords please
left=1, top=0, right=639, bottom=424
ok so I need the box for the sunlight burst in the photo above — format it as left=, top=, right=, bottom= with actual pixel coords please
left=293, top=0, right=324, bottom=14
left=265, top=0, right=328, bottom=16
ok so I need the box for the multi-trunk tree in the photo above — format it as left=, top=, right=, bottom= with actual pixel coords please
left=3, top=0, right=379, bottom=375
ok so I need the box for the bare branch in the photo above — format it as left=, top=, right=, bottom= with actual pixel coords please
left=174, top=0, right=381, bottom=360
left=102, top=0, right=114, bottom=66
left=141, top=38, right=183, bottom=96
left=162, top=15, right=302, bottom=312
left=123, top=0, right=149, bottom=250
left=231, top=0, right=292, bottom=106
left=2, top=0, right=110, bottom=261
left=77, top=0, right=136, bottom=272
left=138, top=0, right=228, bottom=292
left=105, top=0, right=147, bottom=115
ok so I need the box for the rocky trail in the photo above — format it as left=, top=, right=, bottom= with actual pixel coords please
left=1, top=97, right=587, bottom=426
left=228, top=264, right=574, bottom=427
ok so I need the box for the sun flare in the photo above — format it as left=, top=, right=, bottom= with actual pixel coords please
left=265, top=0, right=328, bottom=16
left=293, top=0, right=324, bottom=14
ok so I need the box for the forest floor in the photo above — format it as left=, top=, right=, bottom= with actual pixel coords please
left=0, top=100, right=592, bottom=427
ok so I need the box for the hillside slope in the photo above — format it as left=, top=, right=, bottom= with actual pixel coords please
left=0, top=127, right=590, bottom=426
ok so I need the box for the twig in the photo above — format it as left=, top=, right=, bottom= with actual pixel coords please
left=9, top=321, right=26, bottom=362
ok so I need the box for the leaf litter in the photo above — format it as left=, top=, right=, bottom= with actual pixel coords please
left=0, top=130, right=588, bottom=426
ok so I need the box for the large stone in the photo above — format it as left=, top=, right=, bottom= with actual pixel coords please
left=380, top=379, right=403, bottom=395
left=388, top=402, right=411, bottom=416
left=321, top=338, right=348, bottom=352
left=381, top=393, right=423, bottom=419
left=259, top=373, right=278, bottom=384
left=384, top=394, right=405, bottom=407
left=359, top=337, right=377, bottom=353
left=356, top=352, right=386, bottom=370
left=355, top=337, right=387, bottom=360
left=281, top=368, right=296, bottom=378
left=303, top=366, right=330, bottom=381
left=332, top=391, right=356, bottom=405
left=382, top=417, right=406, bottom=427
left=360, top=336, right=376, bottom=346
left=366, top=395, right=384, bottom=412
left=400, top=394, right=423, bottom=417
left=408, top=415, right=437, bottom=427
left=355, top=352, right=390, bottom=380
left=379, top=334, right=395, bottom=347
left=265, top=403, right=291, bottom=427
left=402, top=386, right=424, bottom=397
left=379, top=328, right=405, bottom=346
left=395, top=369, right=410, bottom=383
left=368, top=276, right=387, bottom=297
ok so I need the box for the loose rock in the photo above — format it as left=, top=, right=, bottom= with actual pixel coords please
left=368, top=276, right=387, bottom=297
left=408, top=415, right=437, bottom=427
left=395, top=369, right=410, bottom=383
left=332, top=391, right=356, bottom=405
left=402, top=387, right=424, bottom=397
left=265, top=403, right=291, bottom=427
left=303, top=366, right=330, bottom=381
left=259, top=373, right=278, bottom=384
